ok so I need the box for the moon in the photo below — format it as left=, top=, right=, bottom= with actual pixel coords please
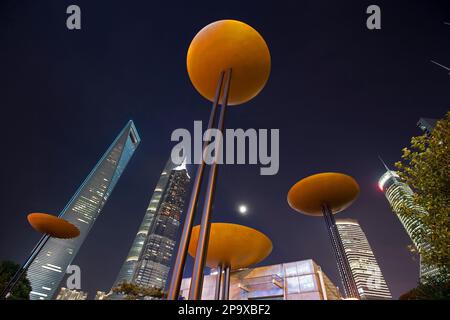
left=238, top=205, right=248, bottom=215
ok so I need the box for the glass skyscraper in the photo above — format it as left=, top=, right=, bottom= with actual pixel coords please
left=378, top=169, right=439, bottom=279
left=27, top=121, right=141, bottom=300
left=335, top=219, right=392, bottom=300
left=112, top=157, right=190, bottom=291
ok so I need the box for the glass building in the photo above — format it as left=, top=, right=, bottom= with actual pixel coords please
left=181, top=259, right=342, bottom=300
left=378, top=169, right=439, bottom=279
left=335, top=219, right=392, bottom=300
left=26, top=121, right=141, bottom=300
left=417, top=117, right=437, bottom=135
left=112, top=158, right=190, bottom=291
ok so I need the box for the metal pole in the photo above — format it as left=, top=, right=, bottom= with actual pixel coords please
left=189, top=69, right=232, bottom=300
left=221, top=265, right=231, bottom=300
left=328, top=207, right=360, bottom=299
left=321, top=204, right=359, bottom=299
left=1, top=234, right=50, bottom=299
left=214, top=263, right=223, bottom=300
left=167, top=71, right=226, bottom=300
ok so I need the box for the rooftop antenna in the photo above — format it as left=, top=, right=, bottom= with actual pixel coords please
left=378, top=155, right=391, bottom=171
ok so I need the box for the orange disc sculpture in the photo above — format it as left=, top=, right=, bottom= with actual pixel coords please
left=28, top=213, right=80, bottom=239
left=170, top=19, right=271, bottom=301
left=188, top=223, right=272, bottom=270
left=287, top=172, right=360, bottom=216
left=188, top=223, right=272, bottom=300
left=1, top=213, right=80, bottom=298
left=187, top=19, right=271, bottom=105
left=287, top=172, right=360, bottom=299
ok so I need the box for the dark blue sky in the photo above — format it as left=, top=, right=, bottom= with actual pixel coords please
left=0, top=0, right=449, bottom=299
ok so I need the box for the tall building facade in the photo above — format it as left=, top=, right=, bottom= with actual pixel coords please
left=113, top=158, right=190, bottom=291
left=335, top=219, right=392, bottom=300
left=27, top=121, right=141, bottom=300
left=378, top=169, right=438, bottom=279
left=417, top=117, right=437, bottom=134
left=181, top=259, right=342, bottom=300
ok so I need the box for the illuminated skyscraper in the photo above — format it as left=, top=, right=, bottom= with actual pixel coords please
left=26, top=121, right=141, bottom=300
left=335, top=219, right=392, bottom=300
left=378, top=165, right=438, bottom=279
left=113, top=158, right=190, bottom=291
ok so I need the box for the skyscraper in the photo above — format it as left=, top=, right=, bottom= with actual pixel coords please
left=335, top=219, right=392, bottom=300
left=113, top=158, right=190, bottom=291
left=417, top=117, right=437, bottom=134
left=378, top=167, right=438, bottom=279
left=26, top=121, right=141, bottom=300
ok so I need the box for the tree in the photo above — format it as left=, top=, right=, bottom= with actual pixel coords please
left=399, top=273, right=450, bottom=300
left=395, top=111, right=450, bottom=279
left=0, top=261, right=32, bottom=300
left=112, top=282, right=165, bottom=300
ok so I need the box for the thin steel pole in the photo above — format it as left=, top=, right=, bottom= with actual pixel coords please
left=221, top=265, right=231, bottom=300
left=322, top=204, right=359, bottom=299
left=167, top=71, right=226, bottom=300
left=214, top=263, right=223, bottom=300
left=1, top=234, right=50, bottom=299
left=189, top=69, right=232, bottom=300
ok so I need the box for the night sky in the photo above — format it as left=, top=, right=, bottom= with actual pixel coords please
left=0, top=0, right=449, bottom=299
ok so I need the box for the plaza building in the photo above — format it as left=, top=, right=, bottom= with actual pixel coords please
left=181, top=259, right=341, bottom=300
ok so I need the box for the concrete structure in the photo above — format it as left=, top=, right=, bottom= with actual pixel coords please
left=180, top=259, right=341, bottom=300
left=336, top=219, right=392, bottom=299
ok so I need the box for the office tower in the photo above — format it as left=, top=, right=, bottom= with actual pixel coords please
left=180, top=259, right=341, bottom=300
left=335, top=219, right=392, bottom=300
left=417, top=117, right=437, bottom=134
left=378, top=166, right=439, bottom=279
left=113, top=158, right=190, bottom=291
left=26, top=121, right=141, bottom=300
left=56, top=287, right=88, bottom=300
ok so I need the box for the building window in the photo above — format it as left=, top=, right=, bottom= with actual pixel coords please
left=299, top=275, right=315, bottom=292
left=286, top=277, right=300, bottom=294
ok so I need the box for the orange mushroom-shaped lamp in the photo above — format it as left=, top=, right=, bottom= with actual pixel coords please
left=1, top=213, right=80, bottom=299
left=287, top=173, right=360, bottom=299
left=169, top=20, right=271, bottom=301
left=28, top=213, right=80, bottom=239
left=287, top=172, right=359, bottom=216
left=187, top=19, right=271, bottom=105
left=188, top=223, right=272, bottom=300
